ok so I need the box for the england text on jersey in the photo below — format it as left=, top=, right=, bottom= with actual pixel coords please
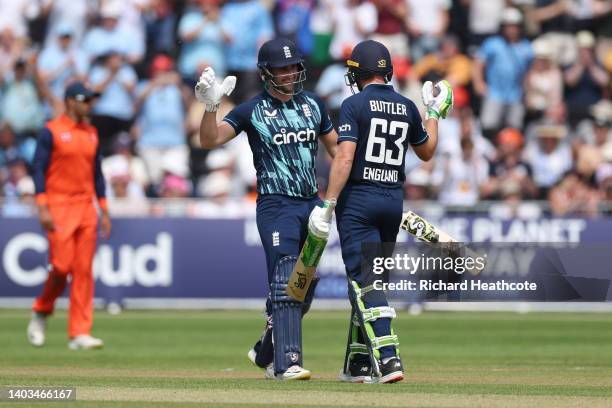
left=363, top=167, right=399, bottom=183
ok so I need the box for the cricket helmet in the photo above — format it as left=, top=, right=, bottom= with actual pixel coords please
left=345, top=40, right=393, bottom=92
left=257, top=38, right=306, bottom=96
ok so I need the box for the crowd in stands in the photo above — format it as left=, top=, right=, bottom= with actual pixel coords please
left=0, top=0, right=610, bottom=218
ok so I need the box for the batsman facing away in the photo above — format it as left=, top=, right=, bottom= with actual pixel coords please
left=310, top=40, right=453, bottom=383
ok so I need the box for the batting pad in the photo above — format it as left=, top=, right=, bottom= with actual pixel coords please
left=347, top=279, right=400, bottom=375
left=271, top=256, right=303, bottom=374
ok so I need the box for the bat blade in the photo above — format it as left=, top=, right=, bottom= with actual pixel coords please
left=286, top=200, right=336, bottom=302
left=400, top=210, right=485, bottom=275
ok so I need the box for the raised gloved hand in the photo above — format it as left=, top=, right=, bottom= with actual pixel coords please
left=195, top=67, right=237, bottom=112
left=308, top=200, right=336, bottom=238
left=421, top=80, right=453, bottom=120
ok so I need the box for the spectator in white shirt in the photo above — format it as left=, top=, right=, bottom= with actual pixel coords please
left=406, top=0, right=450, bottom=62
left=328, top=0, right=377, bottom=61
left=523, top=124, right=572, bottom=197
left=431, top=135, right=489, bottom=206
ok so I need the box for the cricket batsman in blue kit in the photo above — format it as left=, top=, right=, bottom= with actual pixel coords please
left=196, top=38, right=338, bottom=380
left=310, top=40, right=453, bottom=383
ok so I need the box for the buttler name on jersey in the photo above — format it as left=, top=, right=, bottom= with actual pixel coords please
left=369, top=100, right=407, bottom=116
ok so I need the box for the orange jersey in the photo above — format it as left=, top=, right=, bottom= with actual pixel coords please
left=33, top=115, right=106, bottom=209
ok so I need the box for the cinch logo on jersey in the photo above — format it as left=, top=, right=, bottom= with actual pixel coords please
left=273, top=127, right=316, bottom=145
left=339, top=123, right=351, bottom=132
left=364, top=167, right=399, bottom=183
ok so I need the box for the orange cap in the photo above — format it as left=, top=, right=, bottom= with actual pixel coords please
left=150, top=54, right=174, bottom=75
left=497, top=127, right=524, bottom=148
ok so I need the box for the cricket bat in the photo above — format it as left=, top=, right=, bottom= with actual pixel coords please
left=286, top=199, right=336, bottom=302
left=400, top=210, right=485, bottom=275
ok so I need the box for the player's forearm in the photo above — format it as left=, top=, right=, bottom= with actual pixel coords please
left=325, top=156, right=352, bottom=201
left=321, top=131, right=339, bottom=158
left=415, top=119, right=439, bottom=161
left=98, top=197, right=109, bottom=214
left=199, top=111, right=221, bottom=149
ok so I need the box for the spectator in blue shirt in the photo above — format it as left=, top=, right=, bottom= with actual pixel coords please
left=144, top=0, right=177, bottom=58
left=134, top=54, right=188, bottom=186
left=82, top=3, right=144, bottom=65
left=473, top=8, right=533, bottom=141
left=1, top=58, right=44, bottom=143
left=178, top=0, right=228, bottom=85
left=0, top=123, right=35, bottom=167
left=37, top=24, right=89, bottom=117
left=221, top=0, right=274, bottom=103
left=43, top=0, right=98, bottom=47
left=90, top=52, right=137, bottom=156
left=275, top=0, right=316, bottom=58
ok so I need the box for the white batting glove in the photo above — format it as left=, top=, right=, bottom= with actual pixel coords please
left=308, top=203, right=332, bottom=238
left=421, top=80, right=453, bottom=120
left=195, top=67, right=237, bottom=112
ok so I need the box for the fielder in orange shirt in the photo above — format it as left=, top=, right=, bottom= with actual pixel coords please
left=27, top=81, right=112, bottom=350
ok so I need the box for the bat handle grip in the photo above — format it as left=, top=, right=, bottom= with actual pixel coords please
left=322, top=199, right=336, bottom=222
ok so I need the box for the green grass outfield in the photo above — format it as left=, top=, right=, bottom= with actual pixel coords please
left=1, top=309, right=612, bottom=407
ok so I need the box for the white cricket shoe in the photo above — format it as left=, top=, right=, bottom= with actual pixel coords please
left=27, top=313, right=47, bottom=347
left=247, top=348, right=257, bottom=365
left=68, top=335, right=104, bottom=350
left=248, top=349, right=275, bottom=379
left=264, top=363, right=275, bottom=379
left=279, top=365, right=311, bottom=380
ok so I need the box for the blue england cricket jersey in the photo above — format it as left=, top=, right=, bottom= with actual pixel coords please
left=337, top=83, right=428, bottom=188
left=223, top=90, right=333, bottom=198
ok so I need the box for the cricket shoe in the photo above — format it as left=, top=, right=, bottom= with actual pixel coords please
left=247, top=348, right=258, bottom=366
left=248, top=320, right=274, bottom=368
left=277, top=365, right=311, bottom=381
left=27, top=312, right=47, bottom=347
left=248, top=349, right=275, bottom=379
left=379, top=357, right=404, bottom=384
left=339, top=359, right=373, bottom=383
left=263, top=363, right=275, bottom=379
left=68, top=335, right=104, bottom=350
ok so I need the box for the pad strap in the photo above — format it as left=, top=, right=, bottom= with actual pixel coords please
left=349, top=342, right=369, bottom=356
left=351, top=280, right=376, bottom=298
left=371, top=335, right=399, bottom=350
left=361, top=306, right=396, bottom=323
